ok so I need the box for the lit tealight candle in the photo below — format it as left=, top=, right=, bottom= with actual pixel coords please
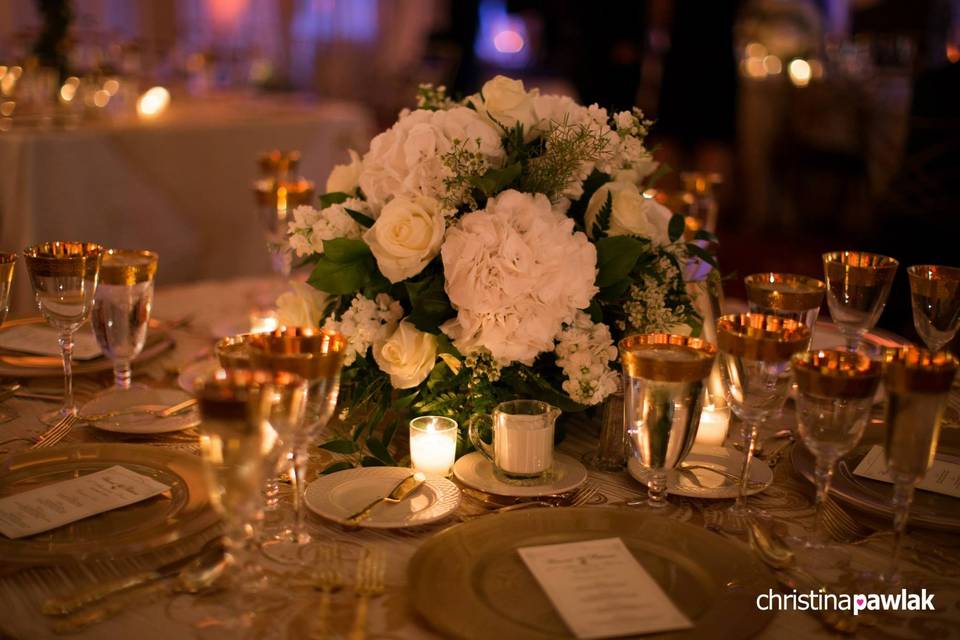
left=137, top=86, right=170, bottom=120
left=249, top=309, right=279, bottom=334
left=410, top=416, right=457, bottom=476
left=695, top=404, right=731, bottom=447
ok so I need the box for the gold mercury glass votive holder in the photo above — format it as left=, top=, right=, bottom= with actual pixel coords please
left=410, top=416, right=458, bottom=477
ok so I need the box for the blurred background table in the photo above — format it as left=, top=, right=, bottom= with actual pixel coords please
left=0, top=93, right=374, bottom=312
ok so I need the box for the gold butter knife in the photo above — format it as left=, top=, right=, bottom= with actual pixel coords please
left=345, top=472, right=425, bottom=525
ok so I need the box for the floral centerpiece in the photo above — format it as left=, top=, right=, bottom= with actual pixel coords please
left=276, top=76, right=716, bottom=470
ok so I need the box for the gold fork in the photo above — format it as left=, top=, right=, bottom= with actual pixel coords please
left=30, top=414, right=78, bottom=449
left=460, top=484, right=600, bottom=520
left=349, top=547, right=386, bottom=640
left=310, top=543, right=344, bottom=640
left=821, top=497, right=873, bottom=543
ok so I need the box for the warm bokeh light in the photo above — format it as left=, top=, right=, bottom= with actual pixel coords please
left=744, top=57, right=767, bottom=78
left=493, top=29, right=525, bottom=54
left=745, top=42, right=767, bottom=58
left=137, top=86, right=171, bottom=119
left=59, top=77, right=80, bottom=102
left=93, top=89, right=110, bottom=108
left=788, top=58, right=812, bottom=87
left=103, top=78, right=120, bottom=96
left=762, top=55, right=782, bottom=74
left=948, top=43, right=960, bottom=64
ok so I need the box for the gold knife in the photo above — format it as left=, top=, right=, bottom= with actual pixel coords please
left=345, top=472, right=425, bottom=524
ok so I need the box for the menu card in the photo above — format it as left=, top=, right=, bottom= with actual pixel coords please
left=0, top=324, right=102, bottom=360
left=517, top=537, right=693, bottom=639
left=853, top=445, right=960, bottom=499
left=0, top=466, right=171, bottom=539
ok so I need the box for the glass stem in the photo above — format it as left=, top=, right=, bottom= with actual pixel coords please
left=58, top=331, right=75, bottom=415
left=647, top=470, right=668, bottom=507
left=290, top=445, right=310, bottom=544
left=888, top=479, right=916, bottom=581
left=114, top=360, right=132, bottom=389
left=842, top=328, right=863, bottom=353
left=813, top=458, right=835, bottom=543
left=735, top=422, right=759, bottom=511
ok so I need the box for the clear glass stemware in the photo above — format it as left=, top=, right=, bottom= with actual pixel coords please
left=744, top=272, right=825, bottom=345
left=907, top=264, right=960, bottom=352
left=822, top=251, right=898, bottom=353
left=0, top=252, right=16, bottom=422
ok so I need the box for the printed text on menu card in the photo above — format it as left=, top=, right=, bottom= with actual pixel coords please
left=518, top=537, right=692, bottom=639
left=853, top=445, right=960, bottom=498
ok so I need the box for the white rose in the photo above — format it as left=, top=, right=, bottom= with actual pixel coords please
left=364, top=194, right=446, bottom=283
left=474, top=75, right=538, bottom=135
left=276, top=281, right=329, bottom=327
left=583, top=180, right=672, bottom=244
left=325, top=149, right=362, bottom=195
left=373, top=321, right=438, bottom=389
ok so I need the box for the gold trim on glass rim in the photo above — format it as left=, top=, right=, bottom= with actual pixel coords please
left=883, top=347, right=959, bottom=394
left=0, top=252, right=15, bottom=283
left=195, top=367, right=306, bottom=419
left=792, top=350, right=882, bottom=398
left=716, top=313, right=810, bottom=362
left=253, top=180, right=316, bottom=208
left=744, top=272, right=825, bottom=311
left=214, top=334, right=257, bottom=370
left=907, top=264, right=960, bottom=297
left=247, top=327, right=347, bottom=379
left=98, top=249, right=158, bottom=285
left=822, top=251, right=899, bottom=286
left=23, top=241, right=103, bottom=278
left=619, top=333, right=716, bottom=382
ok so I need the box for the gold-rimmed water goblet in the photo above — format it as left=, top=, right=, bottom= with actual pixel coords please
left=24, top=241, right=103, bottom=424
left=907, top=265, right=960, bottom=352
left=90, top=249, right=159, bottom=398
left=195, top=367, right=308, bottom=624
left=790, top=349, right=882, bottom=567
left=744, top=272, right=825, bottom=346
left=248, top=327, right=347, bottom=544
left=879, top=347, right=959, bottom=586
left=620, top=333, right=717, bottom=510
left=716, top=313, right=810, bottom=532
left=822, top=251, right=898, bottom=353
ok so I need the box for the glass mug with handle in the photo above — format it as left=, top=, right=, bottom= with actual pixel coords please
left=468, top=400, right=561, bottom=482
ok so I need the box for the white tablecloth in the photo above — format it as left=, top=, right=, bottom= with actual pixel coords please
left=0, top=94, right=374, bottom=313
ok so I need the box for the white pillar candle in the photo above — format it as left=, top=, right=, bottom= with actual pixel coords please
left=695, top=404, right=731, bottom=447
left=410, top=416, right=457, bottom=476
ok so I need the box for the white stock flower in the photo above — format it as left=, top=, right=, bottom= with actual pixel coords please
left=358, top=107, right=503, bottom=211
left=324, top=293, right=402, bottom=366
left=555, top=312, right=619, bottom=405
left=372, top=321, right=438, bottom=389
left=276, top=281, right=329, bottom=327
left=583, top=180, right=672, bottom=244
left=287, top=201, right=365, bottom=257
left=472, top=75, right=539, bottom=135
left=441, top=190, right=597, bottom=365
left=325, top=149, right=362, bottom=195
left=363, top=194, right=447, bottom=283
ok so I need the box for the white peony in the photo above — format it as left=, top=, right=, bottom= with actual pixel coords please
left=363, top=194, right=447, bottom=283
left=373, top=321, right=438, bottom=389
left=325, top=149, right=362, bottom=195
left=276, top=281, right=329, bottom=327
left=583, top=180, right=672, bottom=244
left=441, top=190, right=597, bottom=365
left=324, top=293, right=402, bottom=366
left=358, top=107, right=503, bottom=212
left=471, top=75, right=539, bottom=135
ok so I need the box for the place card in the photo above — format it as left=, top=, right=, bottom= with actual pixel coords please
left=517, top=537, right=693, bottom=639
left=853, top=445, right=960, bottom=499
left=0, top=466, right=171, bottom=539
left=0, top=324, right=102, bottom=360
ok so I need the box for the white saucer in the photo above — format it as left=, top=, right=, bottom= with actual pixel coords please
left=304, top=467, right=460, bottom=529
left=80, top=388, right=201, bottom=434
left=453, top=452, right=588, bottom=498
left=627, top=445, right=773, bottom=499
left=177, top=358, right=219, bottom=394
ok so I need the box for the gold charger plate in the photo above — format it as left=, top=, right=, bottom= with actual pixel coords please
left=0, top=317, right=175, bottom=378
left=408, top=507, right=775, bottom=640
left=0, top=443, right=219, bottom=564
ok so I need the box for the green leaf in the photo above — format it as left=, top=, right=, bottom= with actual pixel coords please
left=595, top=236, right=647, bottom=288
left=685, top=243, right=719, bottom=269
left=320, top=461, right=354, bottom=475
left=322, top=238, right=371, bottom=263
left=469, top=162, right=522, bottom=195
left=668, top=214, right=686, bottom=243
left=308, top=256, right=370, bottom=294
left=360, top=456, right=385, bottom=467
left=405, top=275, right=455, bottom=331
left=587, top=300, right=603, bottom=323
left=694, top=229, right=718, bottom=243
left=318, top=439, right=359, bottom=454
left=380, top=417, right=402, bottom=447
left=365, top=437, right=396, bottom=465
left=590, top=191, right=613, bottom=240
left=344, top=208, right=376, bottom=228
left=318, top=192, right=349, bottom=208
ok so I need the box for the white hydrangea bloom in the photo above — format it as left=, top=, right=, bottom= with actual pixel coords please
left=323, top=293, right=403, bottom=366
left=601, top=108, right=659, bottom=182
left=286, top=200, right=367, bottom=257
left=555, top=312, right=620, bottom=405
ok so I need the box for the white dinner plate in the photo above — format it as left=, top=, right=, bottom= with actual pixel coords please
left=177, top=358, right=219, bottom=394
left=628, top=445, right=773, bottom=499
left=80, top=388, right=200, bottom=434
left=453, top=452, right=588, bottom=498
left=304, top=467, right=460, bottom=529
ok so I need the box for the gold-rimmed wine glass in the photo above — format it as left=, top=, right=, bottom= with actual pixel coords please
left=0, top=252, right=16, bottom=422
left=744, top=272, right=825, bottom=345
left=880, top=347, right=958, bottom=585
left=822, top=251, right=898, bottom=353
left=620, top=333, right=717, bottom=509
left=24, top=241, right=103, bottom=424
left=716, top=313, right=809, bottom=531
left=90, top=249, right=159, bottom=396
left=195, top=368, right=308, bottom=619
left=248, top=327, right=346, bottom=544
left=907, top=265, right=960, bottom=352
left=790, top=349, right=882, bottom=566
